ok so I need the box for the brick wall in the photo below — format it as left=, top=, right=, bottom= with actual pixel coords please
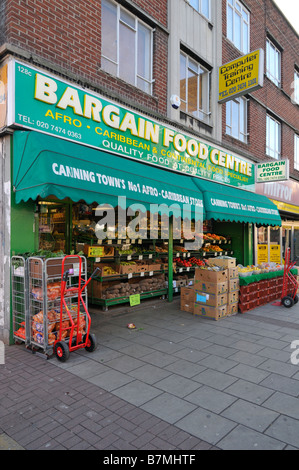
left=2, top=0, right=168, bottom=115
left=222, top=0, right=299, bottom=178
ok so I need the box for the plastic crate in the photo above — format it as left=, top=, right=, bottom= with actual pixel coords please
left=239, top=291, right=256, bottom=303
left=240, top=283, right=257, bottom=295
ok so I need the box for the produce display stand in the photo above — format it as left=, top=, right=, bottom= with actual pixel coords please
left=85, top=232, right=232, bottom=310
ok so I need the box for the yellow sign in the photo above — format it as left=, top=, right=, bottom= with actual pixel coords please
left=219, top=49, right=264, bottom=103
left=257, top=244, right=268, bottom=264
left=271, top=200, right=299, bottom=215
left=88, top=246, right=105, bottom=257
left=270, top=245, right=281, bottom=263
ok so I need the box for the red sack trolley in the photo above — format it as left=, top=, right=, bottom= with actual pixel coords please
left=53, top=255, right=100, bottom=362
left=280, top=248, right=299, bottom=308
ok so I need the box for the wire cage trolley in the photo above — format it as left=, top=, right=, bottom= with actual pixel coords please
left=53, top=255, right=100, bottom=362
left=27, top=255, right=89, bottom=356
left=281, top=248, right=299, bottom=308
left=12, top=256, right=30, bottom=345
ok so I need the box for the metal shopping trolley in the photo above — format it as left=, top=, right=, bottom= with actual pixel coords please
left=53, top=255, right=100, bottom=362
left=280, top=248, right=299, bottom=308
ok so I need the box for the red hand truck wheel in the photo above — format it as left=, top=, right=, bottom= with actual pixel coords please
left=282, top=296, right=295, bottom=308
left=54, top=341, right=70, bottom=362
left=83, top=333, right=97, bottom=353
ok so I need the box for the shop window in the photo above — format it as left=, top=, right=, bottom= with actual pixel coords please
left=266, top=38, right=281, bottom=87
left=188, top=0, right=210, bottom=20
left=225, top=96, right=248, bottom=143
left=295, top=134, right=299, bottom=171
left=180, top=52, right=211, bottom=124
left=227, top=0, right=250, bottom=54
left=266, top=114, right=281, bottom=160
left=101, top=0, right=154, bottom=95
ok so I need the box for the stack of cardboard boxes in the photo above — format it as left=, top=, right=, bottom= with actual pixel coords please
left=180, top=258, right=239, bottom=321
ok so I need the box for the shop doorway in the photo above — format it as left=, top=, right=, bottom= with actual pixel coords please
left=38, top=199, right=72, bottom=254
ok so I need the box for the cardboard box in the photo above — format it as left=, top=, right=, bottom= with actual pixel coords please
left=227, top=302, right=238, bottom=316
left=119, top=263, right=137, bottom=275
left=195, top=290, right=227, bottom=307
left=195, top=280, right=228, bottom=294
left=148, top=263, right=161, bottom=272
left=194, top=304, right=227, bottom=321
left=210, top=258, right=236, bottom=268
left=228, top=291, right=239, bottom=304
left=228, top=279, right=239, bottom=292
left=228, top=267, right=239, bottom=279
left=195, top=268, right=228, bottom=284
left=29, top=258, right=74, bottom=279
left=180, top=287, right=195, bottom=313
left=94, top=263, right=119, bottom=277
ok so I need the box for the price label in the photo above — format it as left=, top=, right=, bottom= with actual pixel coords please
left=149, top=271, right=153, bottom=276
left=149, top=254, right=153, bottom=259
left=127, top=255, right=132, bottom=260
left=138, top=255, right=143, bottom=260
left=128, top=273, right=133, bottom=279
left=140, top=272, right=145, bottom=277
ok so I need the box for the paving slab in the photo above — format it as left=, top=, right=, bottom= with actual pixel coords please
left=141, top=393, right=197, bottom=424
left=184, top=385, right=237, bottom=413
left=217, top=424, right=285, bottom=450
left=176, top=407, right=237, bottom=445
left=221, top=398, right=279, bottom=432
left=224, top=378, right=275, bottom=404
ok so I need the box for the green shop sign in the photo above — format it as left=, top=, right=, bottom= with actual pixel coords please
left=9, top=60, right=255, bottom=189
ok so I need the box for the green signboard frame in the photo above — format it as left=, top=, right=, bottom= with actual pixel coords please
left=8, top=59, right=255, bottom=190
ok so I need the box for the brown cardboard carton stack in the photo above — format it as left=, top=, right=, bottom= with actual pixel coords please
left=209, top=258, right=239, bottom=316
left=193, top=268, right=228, bottom=321
left=180, top=287, right=195, bottom=313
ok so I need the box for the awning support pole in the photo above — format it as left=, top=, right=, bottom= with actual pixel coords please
left=168, top=215, right=173, bottom=302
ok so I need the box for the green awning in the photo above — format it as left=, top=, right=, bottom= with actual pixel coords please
left=192, top=178, right=281, bottom=226
left=13, top=131, right=204, bottom=220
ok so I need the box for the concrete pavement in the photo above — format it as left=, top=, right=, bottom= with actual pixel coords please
left=1, top=297, right=299, bottom=450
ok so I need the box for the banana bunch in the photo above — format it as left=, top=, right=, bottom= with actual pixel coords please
left=120, top=261, right=136, bottom=266
left=103, top=266, right=118, bottom=275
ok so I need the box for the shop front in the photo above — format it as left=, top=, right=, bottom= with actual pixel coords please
left=256, top=180, right=299, bottom=264
left=1, top=57, right=283, bottom=345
